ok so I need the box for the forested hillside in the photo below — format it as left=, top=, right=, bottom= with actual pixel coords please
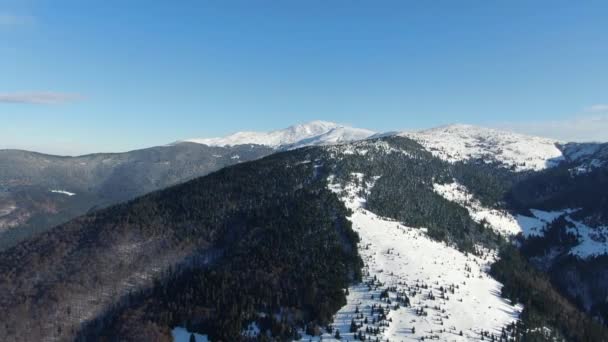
left=1, top=135, right=607, bottom=341
left=0, top=148, right=361, bottom=341
left=0, top=143, right=273, bottom=250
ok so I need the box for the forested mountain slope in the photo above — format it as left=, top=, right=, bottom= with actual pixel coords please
left=2, top=135, right=606, bottom=341
left=0, top=143, right=273, bottom=250
left=505, top=144, right=608, bottom=326
left=0, top=121, right=373, bottom=252
left=0, top=147, right=361, bottom=341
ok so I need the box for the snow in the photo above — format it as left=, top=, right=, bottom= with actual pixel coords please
left=433, top=181, right=572, bottom=238
left=242, top=322, right=261, bottom=338
left=171, top=327, right=208, bottom=342
left=325, top=139, right=413, bottom=160
left=433, top=182, right=522, bottom=236
left=561, top=142, right=608, bottom=171
left=178, top=121, right=375, bottom=149
left=564, top=217, right=608, bottom=258
left=303, top=174, right=521, bottom=341
left=433, top=182, right=608, bottom=258
left=561, top=142, right=602, bottom=161
left=401, top=124, right=564, bottom=171
left=50, top=189, right=76, bottom=196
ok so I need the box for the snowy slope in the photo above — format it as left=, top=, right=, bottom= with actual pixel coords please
left=401, top=124, right=564, bottom=171
left=180, top=121, right=375, bottom=149
left=299, top=174, right=522, bottom=341
left=565, top=218, right=608, bottom=258
left=181, top=122, right=569, bottom=171
left=434, top=181, right=608, bottom=259
left=561, top=142, right=608, bottom=173
left=433, top=181, right=569, bottom=238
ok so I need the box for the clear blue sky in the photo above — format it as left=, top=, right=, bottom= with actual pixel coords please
left=1, top=0, right=607, bottom=154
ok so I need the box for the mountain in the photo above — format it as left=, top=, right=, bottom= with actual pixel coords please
left=561, top=141, right=608, bottom=172
left=0, top=121, right=374, bottom=251
left=0, top=143, right=274, bottom=250
left=1, top=133, right=606, bottom=342
left=179, top=120, right=376, bottom=150
left=2, top=122, right=608, bottom=341
left=0, top=143, right=364, bottom=341
left=401, top=124, right=564, bottom=171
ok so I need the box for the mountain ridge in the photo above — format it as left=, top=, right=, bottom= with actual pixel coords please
left=177, top=120, right=376, bottom=149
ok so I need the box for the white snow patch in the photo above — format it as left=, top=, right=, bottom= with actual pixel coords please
left=433, top=181, right=571, bottom=238
left=50, top=189, right=76, bottom=196
left=518, top=209, right=570, bottom=237
left=303, top=175, right=521, bottom=341
left=401, top=124, right=563, bottom=171
left=433, top=182, right=521, bottom=236
left=242, top=322, right=261, bottom=338
left=325, top=139, right=413, bottom=160
left=171, top=327, right=208, bottom=342
left=565, top=217, right=608, bottom=258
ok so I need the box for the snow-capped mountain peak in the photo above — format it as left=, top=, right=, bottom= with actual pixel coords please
left=400, top=123, right=564, bottom=171
left=179, top=120, right=375, bottom=149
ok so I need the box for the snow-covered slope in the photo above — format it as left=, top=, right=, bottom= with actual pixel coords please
left=182, top=122, right=570, bottom=171
left=561, top=142, right=608, bottom=172
left=300, top=174, right=522, bottom=341
left=401, top=124, right=564, bottom=171
left=433, top=181, right=569, bottom=238
left=434, top=181, right=608, bottom=259
left=180, top=121, right=375, bottom=150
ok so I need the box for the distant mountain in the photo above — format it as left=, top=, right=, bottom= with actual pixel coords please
left=0, top=121, right=374, bottom=250
left=0, top=143, right=274, bottom=250
left=401, top=124, right=564, bottom=171
left=179, top=120, right=375, bottom=149
left=561, top=141, right=608, bottom=172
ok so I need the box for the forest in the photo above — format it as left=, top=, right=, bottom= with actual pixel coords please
left=1, top=136, right=607, bottom=341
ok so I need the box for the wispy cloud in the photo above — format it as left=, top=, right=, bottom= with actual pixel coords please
left=585, top=104, right=608, bottom=113
left=0, top=92, right=83, bottom=105
left=496, top=105, right=608, bottom=142
left=0, top=13, right=35, bottom=27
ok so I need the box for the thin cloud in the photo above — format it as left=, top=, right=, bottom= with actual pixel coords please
left=0, top=13, right=35, bottom=27
left=496, top=106, right=608, bottom=143
left=585, top=104, right=608, bottom=113
left=0, top=92, right=84, bottom=105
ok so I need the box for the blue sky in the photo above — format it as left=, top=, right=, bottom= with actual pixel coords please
left=1, top=0, right=607, bottom=155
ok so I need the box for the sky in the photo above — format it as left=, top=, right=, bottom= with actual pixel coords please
left=1, top=0, right=607, bottom=155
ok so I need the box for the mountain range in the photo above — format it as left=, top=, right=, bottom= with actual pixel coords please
left=1, top=121, right=607, bottom=341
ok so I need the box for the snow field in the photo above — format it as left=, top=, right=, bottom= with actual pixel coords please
left=299, top=175, right=521, bottom=341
